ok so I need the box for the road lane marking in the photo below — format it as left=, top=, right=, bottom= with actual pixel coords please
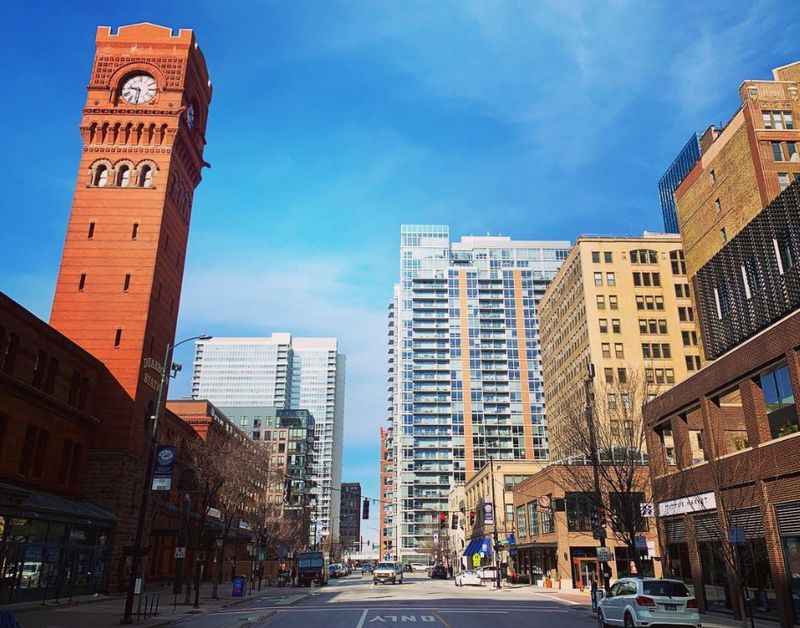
left=355, top=608, right=369, bottom=628
left=530, top=592, right=584, bottom=605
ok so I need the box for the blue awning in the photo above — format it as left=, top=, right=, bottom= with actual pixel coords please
left=463, top=536, right=493, bottom=557
left=463, top=537, right=480, bottom=556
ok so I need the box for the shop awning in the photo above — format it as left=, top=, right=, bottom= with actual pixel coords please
left=463, top=536, right=493, bottom=557
left=463, top=536, right=481, bottom=556
left=0, top=482, right=116, bottom=526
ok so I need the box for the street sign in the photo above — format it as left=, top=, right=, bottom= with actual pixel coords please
left=472, top=553, right=481, bottom=567
left=174, top=547, right=186, bottom=559
left=597, top=547, right=612, bottom=562
left=640, top=502, right=655, bottom=518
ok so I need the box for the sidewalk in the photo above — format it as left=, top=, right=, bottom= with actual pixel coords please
left=2, top=582, right=308, bottom=628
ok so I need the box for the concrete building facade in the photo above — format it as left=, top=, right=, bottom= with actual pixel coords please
left=191, top=335, right=345, bottom=545
left=387, top=225, right=569, bottom=563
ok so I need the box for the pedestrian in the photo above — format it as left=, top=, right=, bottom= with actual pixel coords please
left=590, top=573, right=598, bottom=612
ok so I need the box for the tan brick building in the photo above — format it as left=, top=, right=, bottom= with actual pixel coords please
left=460, top=460, right=546, bottom=571
left=675, top=61, right=800, bottom=286
left=540, top=233, right=704, bottom=461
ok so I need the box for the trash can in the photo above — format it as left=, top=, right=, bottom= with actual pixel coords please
left=232, top=576, right=247, bottom=597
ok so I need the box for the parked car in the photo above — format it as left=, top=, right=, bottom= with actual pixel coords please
left=329, top=563, right=340, bottom=578
left=410, top=562, right=429, bottom=572
left=403, top=563, right=413, bottom=573
left=455, top=566, right=498, bottom=587
left=597, top=578, right=700, bottom=628
left=429, top=564, right=448, bottom=579
left=373, top=562, right=404, bottom=585
left=361, top=563, right=374, bottom=575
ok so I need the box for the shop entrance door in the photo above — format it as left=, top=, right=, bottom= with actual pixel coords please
left=573, top=558, right=599, bottom=590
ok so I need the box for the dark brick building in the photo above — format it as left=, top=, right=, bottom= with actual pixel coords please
left=645, top=183, right=800, bottom=626
left=339, top=482, right=361, bottom=553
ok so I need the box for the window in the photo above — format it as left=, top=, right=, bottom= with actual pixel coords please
left=658, top=320, right=668, bottom=334
left=609, top=295, right=618, bottom=310
left=710, top=169, right=716, bottom=184
left=635, top=296, right=645, bottom=310
left=604, top=252, right=613, bottom=263
left=123, top=273, right=131, bottom=292
left=655, top=295, right=664, bottom=310
left=660, top=428, right=676, bottom=465
left=639, top=319, right=648, bottom=334
left=787, top=142, right=798, bottom=161
left=772, top=141, right=784, bottom=161
left=594, top=272, right=603, bottom=287
left=608, top=393, right=617, bottom=410
left=686, top=355, right=701, bottom=371
left=606, top=272, right=616, bottom=287
left=715, top=198, right=722, bottom=213
left=117, top=165, right=131, bottom=187
left=566, top=492, right=596, bottom=532
left=604, top=368, right=614, bottom=384
left=645, top=368, right=654, bottom=384
left=78, top=273, right=86, bottom=291
left=114, top=328, right=123, bottom=348
left=760, top=363, right=798, bottom=438
left=93, top=165, right=108, bottom=186
left=611, top=319, right=621, bottom=333
left=763, top=110, right=794, bottom=130
left=642, top=344, right=651, bottom=359
left=633, top=272, right=641, bottom=286
left=599, top=319, right=608, bottom=333
left=139, top=165, right=154, bottom=187
left=666, top=368, right=675, bottom=384
left=662, top=343, right=671, bottom=358
left=615, top=343, right=624, bottom=359
left=87, top=222, right=95, bottom=239
left=775, top=232, right=795, bottom=274
left=32, top=349, right=46, bottom=388
left=601, top=343, right=611, bottom=359
left=592, top=251, right=600, bottom=263
left=652, top=272, right=661, bottom=286
left=596, top=295, right=606, bottom=310
left=617, top=368, right=627, bottom=383
left=779, top=173, right=791, bottom=191
left=132, top=222, right=139, bottom=240
left=44, top=357, right=58, bottom=394
left=720, top=227, right=727, bottom=243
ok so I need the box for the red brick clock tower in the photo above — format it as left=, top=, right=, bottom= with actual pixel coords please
left=50, top=23, right=212, bottom=453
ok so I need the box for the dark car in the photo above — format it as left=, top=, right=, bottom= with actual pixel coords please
left=429, top=564, right=448, bottom=579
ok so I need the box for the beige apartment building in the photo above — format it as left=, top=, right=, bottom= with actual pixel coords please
left=674, top=60, right=800, bottom=284
left=540, top=233, right=704, bottom=461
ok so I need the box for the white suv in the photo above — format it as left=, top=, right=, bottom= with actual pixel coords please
left=597, top=577, right=700, bottom=628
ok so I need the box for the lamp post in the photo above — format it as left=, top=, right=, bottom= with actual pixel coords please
left=122, top=334, right=212, bottom=624
left=488, top=458, right=501, bottom=590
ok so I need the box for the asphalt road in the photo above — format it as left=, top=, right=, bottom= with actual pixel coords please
left=170, top=572, right=596, bottom=628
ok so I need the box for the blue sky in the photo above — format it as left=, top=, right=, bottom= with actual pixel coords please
left=1, top=1, right=797, bottom=543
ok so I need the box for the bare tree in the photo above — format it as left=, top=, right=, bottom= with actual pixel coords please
left=550, top=367, right=653, bottom=576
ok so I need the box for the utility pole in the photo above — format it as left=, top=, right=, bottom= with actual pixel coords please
left=488, top=458, right=501, bottom=590
left=584, top=363, right=609, bottom=594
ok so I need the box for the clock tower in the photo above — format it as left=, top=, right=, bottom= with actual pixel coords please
left=50, top=23, right=212, bottom=452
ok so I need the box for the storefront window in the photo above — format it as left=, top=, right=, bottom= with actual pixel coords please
left=698, top=541, right=733, bottom=612
left=666, top=542, right=693, bottom=588
left=782, top=536, right=800, bottom=624
left=738, top=538, right=779, bottom=620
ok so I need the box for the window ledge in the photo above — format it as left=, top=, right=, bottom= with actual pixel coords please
left=756, top=429, right=800, bottom=448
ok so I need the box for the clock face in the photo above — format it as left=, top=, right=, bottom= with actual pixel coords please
left=186, top=104, right=195, bottom=129
left=121, top=74, right=157, bottom=105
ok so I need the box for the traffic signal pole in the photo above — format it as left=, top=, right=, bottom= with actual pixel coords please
left=585, top=364, right=609, bottom=594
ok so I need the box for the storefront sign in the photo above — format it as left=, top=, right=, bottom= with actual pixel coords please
left=207, top=507, right=222, bottom=519
left=640, top=502, right=655, bottom=518
left=597, top=547, right=612, bottom=562
left=658, top=492, right=716, bottom=517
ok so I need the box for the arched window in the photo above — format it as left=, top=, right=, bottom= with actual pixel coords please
left=94, top=165, right=108, bottom=187
left=117, top=165, right=131, bottom=187
left=139, top=165, right=153, bottom=188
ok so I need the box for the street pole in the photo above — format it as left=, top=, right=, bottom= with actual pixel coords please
left=122, top=334, right=211, bottom=624
left=488, top=458, right=501, bottom=590
left=584, top=363, right=609, bottom=594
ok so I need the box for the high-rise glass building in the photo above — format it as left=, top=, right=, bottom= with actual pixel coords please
left=387, top=225, right=569, bottom=562
left=658, top=134, right=701, bottom=234
left=192, top=335, right=345, bottom=544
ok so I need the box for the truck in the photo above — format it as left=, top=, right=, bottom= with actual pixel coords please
left=295, top=551, right=329, bottom=587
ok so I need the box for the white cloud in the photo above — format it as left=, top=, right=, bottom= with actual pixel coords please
left=176, top=253, right=388, bottom=448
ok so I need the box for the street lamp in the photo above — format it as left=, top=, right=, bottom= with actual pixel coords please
left=122, top=334, right=212, bottom=624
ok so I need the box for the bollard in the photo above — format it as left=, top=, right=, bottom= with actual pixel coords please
left=154, top=592, right=160, bottom=616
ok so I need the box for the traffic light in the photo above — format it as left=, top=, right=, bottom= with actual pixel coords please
left=362, top=498, right=370, bottom=519
left=439, top=511, right=447, bottom=529
left=451, top=513, right=458, bottom=530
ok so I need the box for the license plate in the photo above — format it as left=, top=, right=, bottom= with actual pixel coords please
left=662, top=604, right=678, bottom=611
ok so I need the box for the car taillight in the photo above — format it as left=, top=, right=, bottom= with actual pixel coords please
left=635, top=595, right=656, bottom=607
left=687, top=598, right=698, bottom=609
